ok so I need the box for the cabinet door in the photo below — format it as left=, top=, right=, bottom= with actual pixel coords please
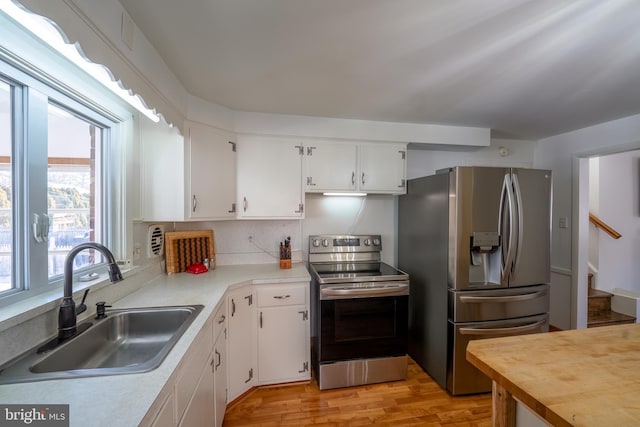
left=305, top=143, right=357, bottom=192
left=140, top=117, right=185, bottom=221
left=258, top=305, right=310, bottom=384
left=236, top=137, right=304, bottom=218
left=178, top=353, right=214, bottom=427
left=358, top=144, right=407, bottom=194
left=188, top=123, right=237, bottom=219
left=213, top=328, right=227, bottom=427
left=227, top=287, right=255, bottom=401
left=149, top=391, right=175, bottom=427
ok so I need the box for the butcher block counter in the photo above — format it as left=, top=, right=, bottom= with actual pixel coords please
left=466, top=323, right=640, bottom=427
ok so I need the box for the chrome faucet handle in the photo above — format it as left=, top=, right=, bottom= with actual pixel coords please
left=76, top=288, right=90, bottom=315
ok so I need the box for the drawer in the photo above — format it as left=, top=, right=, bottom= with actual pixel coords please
left=257, top=284, right=307, bottom=307
left=212, top=301, right=227, bottom=341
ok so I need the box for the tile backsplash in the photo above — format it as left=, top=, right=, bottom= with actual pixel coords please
left=173, top=220, right=303, bottom=265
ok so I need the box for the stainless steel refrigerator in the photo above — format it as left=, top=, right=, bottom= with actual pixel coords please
left=398, top=166, right=552, bottom=395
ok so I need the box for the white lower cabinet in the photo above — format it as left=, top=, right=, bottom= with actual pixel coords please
left=146, top=280, right=310, bottom=426
left=149, top=391, right=175, bottom=427
left=227, top=286, right=256, bottom=401
left=213, top=305, right=227, bottom=427
left=257, top=283, right=310, bottom=384
left=178, top=352, right=215, bottom=427
left=146, top=316, right=214, bottom=427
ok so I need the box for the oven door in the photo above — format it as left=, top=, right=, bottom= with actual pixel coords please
left=318, top=282, right=409, bottom=363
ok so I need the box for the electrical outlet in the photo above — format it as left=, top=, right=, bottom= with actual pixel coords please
left=133, top=243, right=141, bottom=260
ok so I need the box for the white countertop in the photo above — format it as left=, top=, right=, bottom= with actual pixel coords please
left=0, top=263, right=310, bottom=427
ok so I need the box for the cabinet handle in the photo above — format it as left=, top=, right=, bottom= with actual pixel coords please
left=231, top=299, right=236, bottom=317
left=306, top=177, right=315, bottom=186
left=259, top=311, right=263, bottom=328
left=243, top=197, right=248, bottom=212
left=192, top=194, right=198, bottom=212
left=294, top=203, right=304, bottom=214
left=244, top=368, right=253, bottom=383
left=228, top=203, right=236, bottom=213
left=398, top=179, right=406, bottom=188
left=273, top=294, right=290, bottom=299
left=361, top=172, right=365, bottom=185
left=217, top=314, right=226, bottom=324
left=299, top=310, right=308, bottom=321
left=298, top=361, right=309, bottom=373
left=245, top=294, right=253, bottom=305
left=215, top=349, right=221, bottom=370
left=351, top=171, right=355, bottom=186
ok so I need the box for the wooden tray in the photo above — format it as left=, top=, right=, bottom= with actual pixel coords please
left=165, top=230, right=215, bottom=274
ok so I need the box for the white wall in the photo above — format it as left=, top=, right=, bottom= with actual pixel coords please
left=407, top=138, right=537, bottom=179
left=588, top=157, right=600, bottom=276
left=536, top=113, right=640, bottom=329
left=597, top=150, right=640, bottom=293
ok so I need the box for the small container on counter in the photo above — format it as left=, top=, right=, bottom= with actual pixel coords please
left=279, top=236, right=292, bottom=269
left=203, top=257, right=216, bottom=271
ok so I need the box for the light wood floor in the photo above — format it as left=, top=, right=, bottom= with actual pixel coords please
left=223, top=359, right=492, bottom=426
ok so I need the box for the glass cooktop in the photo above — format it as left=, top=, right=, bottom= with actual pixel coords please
left=310, top=262, right=408, bottom=283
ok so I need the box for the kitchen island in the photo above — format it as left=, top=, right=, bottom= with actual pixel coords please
left=466, top=323, right=640, bottom=427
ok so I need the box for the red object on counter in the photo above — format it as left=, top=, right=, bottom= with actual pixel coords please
left=186, top=263, right=208, bottom=274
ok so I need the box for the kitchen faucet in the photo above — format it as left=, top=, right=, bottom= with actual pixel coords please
left=58, top=242, right=123, bottom=340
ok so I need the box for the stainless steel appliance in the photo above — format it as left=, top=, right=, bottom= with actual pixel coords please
left=398, top=166, right=552, bottom=395
left=308, top=234, right=409, bottom=390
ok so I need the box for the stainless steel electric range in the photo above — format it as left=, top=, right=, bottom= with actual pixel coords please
left=308, top=234, right=409, bottom=390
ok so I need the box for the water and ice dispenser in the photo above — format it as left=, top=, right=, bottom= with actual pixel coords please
left=469, top=231, right=501, bottom=285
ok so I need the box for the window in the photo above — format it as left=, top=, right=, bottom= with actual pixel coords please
left=47, top=103, right=104, bottom=278
left=0, top=62, right=119, bottom=303
left=0, top=81, right=11, bottom=291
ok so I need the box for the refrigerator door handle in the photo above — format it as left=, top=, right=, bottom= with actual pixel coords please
left=511, top=172, right=524, bottom=279
left=500, top=173, right=517, bottom=283
left=459, top=290, right=547, bottom=304
left=459, top=318, right=547, bottom=336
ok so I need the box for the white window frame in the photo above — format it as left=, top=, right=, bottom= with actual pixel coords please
left=0, top=26, right=133, bottom=308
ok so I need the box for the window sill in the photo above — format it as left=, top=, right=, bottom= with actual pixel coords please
left=0, top=266, right=139, bottom=335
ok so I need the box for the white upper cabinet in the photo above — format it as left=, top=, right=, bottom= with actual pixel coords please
left=304, top=143, right=357, bottom=192
left=139, top=117, right=185, bottom=221
left=139, top=119, right=237, bottom=221
left=358, top=144, right=407, bottom=194
left=236, top=136, right=304, bottom=219
left=187, top=122, right=237, bottom=220
left=304, top=141, right=407, bottom=195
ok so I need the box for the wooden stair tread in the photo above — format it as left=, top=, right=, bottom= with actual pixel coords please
left=588, top=310, right=636, bottom=328
left=588, top=288, right=612, bottom=298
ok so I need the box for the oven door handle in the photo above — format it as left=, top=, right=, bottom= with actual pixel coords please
left=321, top=283, right=409, bottom=297
left=459, top=318, right=547, bottom=336
left=458, top=290, right=546, bottom=304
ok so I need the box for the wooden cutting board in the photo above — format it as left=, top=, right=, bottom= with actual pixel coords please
left=165, top=230, right=215, bottom=274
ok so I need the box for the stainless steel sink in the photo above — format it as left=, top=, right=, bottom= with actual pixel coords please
left=0, top=305, right=203, bottom=384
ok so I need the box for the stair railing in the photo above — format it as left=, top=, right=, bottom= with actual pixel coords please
left=589, top=213, right=622, bottom=239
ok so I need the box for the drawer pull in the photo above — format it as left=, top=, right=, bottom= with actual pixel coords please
left=273, top=294, right=291, bottom=299
left=217, top=314, right=226, bottom=324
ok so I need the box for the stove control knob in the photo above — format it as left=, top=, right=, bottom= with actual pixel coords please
left=312, top=239, right=320, bottom=247
left=322, top=239, right=329, bottom=247
left=373, top=238, right=381, bottom=246
left=364, top=238, right=372, bottom=246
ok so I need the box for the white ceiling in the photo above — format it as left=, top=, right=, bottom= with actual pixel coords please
left=119, top=0, right=640, bottom=140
